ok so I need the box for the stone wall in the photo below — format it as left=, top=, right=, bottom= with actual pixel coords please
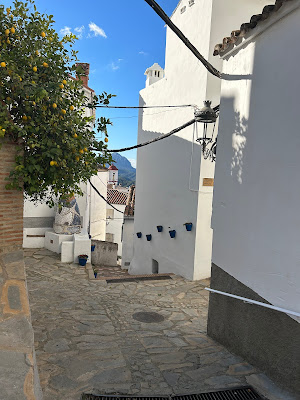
left=0, top=250, right=42, bottom=399
left=91, top=240, right=118, bottom=267
left=0, top=140, right=24, bottom=254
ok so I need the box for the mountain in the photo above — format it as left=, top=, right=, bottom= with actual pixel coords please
left=112, top=153, right=136, bottom=187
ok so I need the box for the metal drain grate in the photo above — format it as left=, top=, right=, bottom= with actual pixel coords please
left=106, top=276, right=172, bottom=283
left=82, top=387, right=263, bottom=400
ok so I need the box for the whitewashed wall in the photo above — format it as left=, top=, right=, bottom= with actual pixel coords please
left=121, top=217, right=134, bottom=269
left=89, top=170, right=108, bottom=241
left=106, top=204, right=126, bottom=256
left=212, top=4, right=300, bottom=316
left=130, top=0, right=272, bottom=280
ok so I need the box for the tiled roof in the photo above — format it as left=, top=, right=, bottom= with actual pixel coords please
left=213, top=0, right=294, bottom=56
left=108, top=164, right=118, bottom=170
left=124, top=185, right=135, bottom=217
left=107, top=189, right=128, bottom=205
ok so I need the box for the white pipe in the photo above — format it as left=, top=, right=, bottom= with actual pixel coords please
left=205, top=288, right=300, bottom=318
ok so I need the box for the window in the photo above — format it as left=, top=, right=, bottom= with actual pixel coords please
left=157, top=71, right=160, bottom=78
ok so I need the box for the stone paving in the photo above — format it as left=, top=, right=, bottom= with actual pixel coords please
left=24, top=248, right=295, bottom=400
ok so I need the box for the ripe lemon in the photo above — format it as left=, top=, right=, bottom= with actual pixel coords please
left=69, top=105, right=74, bottom=111
left=62, top=79, right=67, bottom=85
left=79, top=149, right=84, bottom=154
left=104, top=137, right=108, bottom=143
left=19, top=77, right=22, bottom=81
left=33, top=66, right=37, bottom=72
left=41, top=32, right=46, bottom=38
left=10, top=27, right=15, bottom=34
left=31, top=80, right=35, bottom=84
left=59, top=83, right=64, bottom=89
left=50, top=161, right=55, bottom=166
left=2, top=128, right=5, bottom=133
left=61, top=109, right=66, bottom=115
left=35, top=50, right=39, bottom=56
left=52, top=103, right=57, bottom=108
left=0, top=62, right=6, bottom=68
left=22, top=115, right=27, bottom=121
left=6, top=8, right=10, bottom=14
left=32, top=101, right=36, bottom=106
left=84, top=147, right=88, bottom=152
left=76, top=156, right=80, bottom=161
left=73, top=133, right=78, bottom=138
left=43, top=62, right=48, bottom=68
left=5, top=29, right=10, bottom=36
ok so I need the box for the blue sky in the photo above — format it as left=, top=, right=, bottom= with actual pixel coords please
left=4, top=0, right=180, bottom=166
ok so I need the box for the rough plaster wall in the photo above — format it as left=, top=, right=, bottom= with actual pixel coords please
left=121, top=218, right=134, bottom=269
left=89, top=171, right=107, bottom=241
left=212, top=7, right=300, bottom=315
left=106, top=204, right=126, bottom=256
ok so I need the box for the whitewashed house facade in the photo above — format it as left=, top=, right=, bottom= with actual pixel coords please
left=208, top=0, right=300, bottom=394
left=129, top=0, right=274, bottom=280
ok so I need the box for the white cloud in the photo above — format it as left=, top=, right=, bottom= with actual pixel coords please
left=109, top=62, right=120, bottom=71
left=139, top=51, right=148, bottom=56
left=60, top=26, right=72, bottom=36
left=74, top=25, right=85, bottom=39
left=128, top=159, right=136, bottom=168
left=88, top=22, right=107, bottom=38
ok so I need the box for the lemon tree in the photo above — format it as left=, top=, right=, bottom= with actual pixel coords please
left=0, top=0, right=113, bottom=205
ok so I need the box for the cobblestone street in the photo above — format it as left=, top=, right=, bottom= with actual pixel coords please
left=24, top=249, right=293, bottom=400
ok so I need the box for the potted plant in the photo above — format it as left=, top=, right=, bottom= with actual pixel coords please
left=169, top=230, right=176, bottom=238
left=184, top=222, right=193, bottom=231
left=157, top=225, right=163, bottom=232
left=78, top=254, right=88, bottom=266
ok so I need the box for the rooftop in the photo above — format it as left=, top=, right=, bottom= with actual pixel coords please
left=108, top=164, right=118, bottom=171
left=213, top=0, right=294, bottom=56
left=124, top=185, right=135, bottom=217
left=107, top=188, right=128, bottom=205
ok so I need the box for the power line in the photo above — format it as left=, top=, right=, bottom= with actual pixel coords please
left=89, top=179, right=124, bottom=214
left=144, top=0, right=222, bottom=79
left=93, top=104, right=195, bottom=109
left=92, top=119, right=195, bottom=153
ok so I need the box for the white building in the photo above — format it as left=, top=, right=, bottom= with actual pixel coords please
left=23, top=64, right=107, bottom=248
left=208, top=0, right=300, bottom=394
left=121, top=185, right=135, bottom=269
left=106, top=165, right=129, bottom=256
left=129, top=0, right=273, bottom=280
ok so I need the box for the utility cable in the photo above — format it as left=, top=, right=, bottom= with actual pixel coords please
left=89, top=179, right=124, bottom=214
left=93, top=104, right=195, bottom=109
left=144, top=0, right=222, bottom=79
left=92, top=119, right=195, bottom=153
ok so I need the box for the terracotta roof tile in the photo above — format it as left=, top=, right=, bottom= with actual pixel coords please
left=213, top=0, right=295, bottom=56
left=124, top=185, right=135, bottom=217
left=107, top=189, right=128, bottom=205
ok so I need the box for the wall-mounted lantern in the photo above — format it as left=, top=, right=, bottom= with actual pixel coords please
left=195, top=101, right=219, bottom=162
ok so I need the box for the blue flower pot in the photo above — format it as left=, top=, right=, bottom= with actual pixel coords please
left=136, top=232, right=142, bottom=238
left=94, top=272, right=98, bottom=278
left=78, top=257, right=87, bottom=266
left=91, top=245, right=96, bottom=252
left=185, top=223, right=193, bottom=231
left=169, top=230, right=176, bottom=239
left=146, top=234, right=152, bottom=241
left=157, top=225, right=163, bottom=232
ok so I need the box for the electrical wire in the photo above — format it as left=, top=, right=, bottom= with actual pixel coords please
left=144, top=0, right=222, bottom=79
left=89, top=179, right=124, bottom=214
left=92, top=119, right=195, bottom=153
left=93, top=104, right=195, bottom=109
